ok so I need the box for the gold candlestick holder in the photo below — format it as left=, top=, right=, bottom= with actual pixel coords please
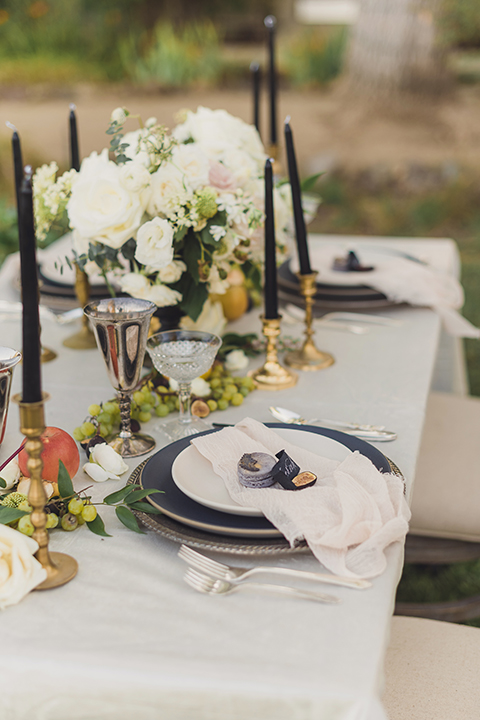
left=267, top=143, right=282, bottom=178
left=248, top=316, right=297, bottom=390
left=285, top=272, right=335, bottom=371
left=63, top=265, right=97, bottom=349
left=13, top=393, right=78, bottom=589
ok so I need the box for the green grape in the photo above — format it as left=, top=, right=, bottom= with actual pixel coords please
left=73, top=427, right=85, bottom=441
left=224, top=384, right=237, bottom=396
left=61, top=513, right=79, bottom=532
left=222, top=392, right=233, bottom=402
left=133, top=391, right=144, bottom=405
left=155, top=404, right=169, bottom=417
left=242, top=377, right=255, bottom=390
left=76, top=514, right=86, bottom=526
left=139, top=411, right=152, bottom=423
left=18, top=500, right=33, bottom=513
left=82, top=505, right=97, bottom=522
left=99, top=423, right=111, bottom=437
left=81, top=421, right=96, bottom=437
left=103, top=401, right=117, bottom=414
left=17, top=515, right=34, bottom=536
left=217, top=399, right=229, bottom=410
left=207, top=399, right=218, bottom=412
left=231, top=393, right=244, bottom=406
left=131, top=409, right=141, bottom=420
left=68, top=497, right=84, bottom=515
left=140, top=403, right=153, bottom=413
left=210, top=378, right=222, bottom=389
left=166, top=401, right=176, bottom=413
left=174, top=398, right=180, bottom=410
left=97, top=411, right=112, bottom=425
left=239, top=386, right=250, bottom=397
left=157, top=386, right=168, bottom=394
left=88, top=404, right=102, bottom=417
left=46, top=513, right=59, bottom=529
left=212, top=389, right=223, bottom=400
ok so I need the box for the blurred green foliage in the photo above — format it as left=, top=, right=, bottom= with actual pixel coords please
left=121, top=21, right=222, bottom=89
left=440, top=0, right=480, bottom=48
left=282, top=28, right=348, bottom=86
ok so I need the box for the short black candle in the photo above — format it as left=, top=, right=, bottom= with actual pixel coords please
left=284, top=119, right=311, bottom=275
left=69, top=105, right=80, bottom=172
left=264, top=15, right=277, bottom=147
left=250, top=61, right=261, bottom=135
left=264, top=158, right=278, bottom=319
left=18, top=167, right=42, bottom=403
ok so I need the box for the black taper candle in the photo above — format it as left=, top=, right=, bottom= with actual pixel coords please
left=8, top=123, right=23, bottom=213
left=284, top=118, right=311, bottom=275
left=264, top=158, right=278, bottom=319
left=264, top=15, right=277, bottom=146
left=250, top=61, right=261, bottom=135
left=69, top=104, right=80, bottom=172
left=18, top=166, right=42, bottom=403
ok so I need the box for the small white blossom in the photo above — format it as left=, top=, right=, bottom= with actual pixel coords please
left=225, top=349, right=249, bottom=372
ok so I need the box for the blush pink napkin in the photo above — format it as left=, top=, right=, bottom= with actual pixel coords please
left=191, top=418, right=411, bottom=579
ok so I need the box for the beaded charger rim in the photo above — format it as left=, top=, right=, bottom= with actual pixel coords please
left=128, top=456, right=405, bottom=556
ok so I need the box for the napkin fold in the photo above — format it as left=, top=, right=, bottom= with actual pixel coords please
left=191, top=418, right=411, bottom=579
left=292, top=244, right=480, bottom=339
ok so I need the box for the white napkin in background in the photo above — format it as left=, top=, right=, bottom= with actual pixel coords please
left=291, top=244, right=480, bottom=338
left=191, top=418, right=411, bottom=579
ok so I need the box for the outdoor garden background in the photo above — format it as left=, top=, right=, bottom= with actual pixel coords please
left=1, top=0, right=480, bottom=616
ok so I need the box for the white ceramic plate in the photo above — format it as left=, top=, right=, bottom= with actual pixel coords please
left=171, top=427, right=352, bottom=517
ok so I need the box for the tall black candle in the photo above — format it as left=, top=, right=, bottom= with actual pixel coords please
left=69, top=104, right=80, bottom=172
left=18, top=166, right=42, bottom=403
left=250, top=61, right=261, bottom=135
left=284, top=118, right=311, bottom=275
left=264, top=15, right=277, bottom=147
left=264, top=158, right=278, bottom=319
left=7, top=122, right=23, bottom=213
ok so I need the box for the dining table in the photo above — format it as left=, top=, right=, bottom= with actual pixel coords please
left=0, top=233, right=468, bottom=720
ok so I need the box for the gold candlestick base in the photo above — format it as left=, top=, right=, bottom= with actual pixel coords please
left=13, top=393, right=78, bottom=589
left=248, top=316, right=297, bottom=390
left=284, top=272, right=334, bottom=372
left=41, top=346, right=57, bottom=363
left=63, top=265, right=97, bottom=350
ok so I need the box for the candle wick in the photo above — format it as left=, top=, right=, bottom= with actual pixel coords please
left=285, top=116, right=291, bottom=125
left=24, top=165, right=33, bottom=181
left=69, top=103, right=77, bottom=111
left=264, top=14, right=277, bottom=29
left=250, top=61, right=260, bottom=72
left=5, top=121, right=17, bottom=132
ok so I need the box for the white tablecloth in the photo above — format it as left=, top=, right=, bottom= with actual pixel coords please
left=0, top=235, right=464, bottom=720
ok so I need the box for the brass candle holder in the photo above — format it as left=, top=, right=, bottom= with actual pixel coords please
left=13, top=393, right=78, bottom=589
left=285, top=272, right=335, bottom=371
left=249, top=315, right=297, bottom=390
left=267, top=143, right=282, bottom=178
left=63, top=264, right=97, bottom=349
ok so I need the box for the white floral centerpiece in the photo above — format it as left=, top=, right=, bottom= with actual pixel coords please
left=33, top=106, right=313, bottom=324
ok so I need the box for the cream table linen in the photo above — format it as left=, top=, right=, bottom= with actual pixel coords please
left=0, top=235, right=461, bottom=720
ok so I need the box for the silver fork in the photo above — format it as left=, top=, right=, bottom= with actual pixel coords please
left=183, top=567, right=341, bottom=603
left=178, top=545, right=370, bottom=589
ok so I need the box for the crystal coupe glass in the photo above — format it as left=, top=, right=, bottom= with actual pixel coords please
left=84, top=298, right=156, bottom=457
left=147, top=330, right=222, bottom=441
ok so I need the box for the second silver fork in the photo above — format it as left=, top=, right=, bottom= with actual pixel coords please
left=178, top=545, right=371, bottom=589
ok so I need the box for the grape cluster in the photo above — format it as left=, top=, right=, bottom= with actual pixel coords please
left=73, top=363, right=256, bottom=444
left=6, top=493, right=97, bottom=537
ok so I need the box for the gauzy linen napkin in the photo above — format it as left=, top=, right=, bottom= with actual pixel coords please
left=191, top=418, right=411, bottom=579
left=292, top=244, right=480, bottom=339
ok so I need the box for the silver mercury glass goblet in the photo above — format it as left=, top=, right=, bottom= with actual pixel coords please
left=147, top=330, right=222, bottom=441
left=84, top=298, right=156, bottom=458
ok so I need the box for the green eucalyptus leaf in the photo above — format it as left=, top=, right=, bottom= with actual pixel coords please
left=57, top=460, right=74, bottom=499
left=301, top=172, right=323, bottom=192
left=125, top=488, right=158, bottom=503
left=86, top=514, right=111, bottom=537
left=103, top=485, right=136, bottom=505
left=106, top=127, right=118, bottom=135
left=115, top=505, right=145, bottom=534
left=128, top=501, right=162, bottom=514
left=0, top=506, right=28, bottom=524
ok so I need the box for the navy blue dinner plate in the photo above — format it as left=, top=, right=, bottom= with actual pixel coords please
left=141, top=423, right=391, bottom=538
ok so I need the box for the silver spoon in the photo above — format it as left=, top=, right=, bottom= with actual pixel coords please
left=269, top=406, right=397, bottom=442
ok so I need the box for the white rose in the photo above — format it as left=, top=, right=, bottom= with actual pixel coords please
left=145, top=116, right=157, bottom=128
left=169, top=377, right=211, bottom=397
left=171, top=143, right=210, bottom=190
left=135, top=218, right=174, bottom=270
left=119, top=272, right=150, bottom=299
left=84, top=443, right=129, bottom=482
left=67, top=149, right=148, bottom=249
left=220, top=147, right=259, bottom=188
left=157, top=260, right=186, bottom=284
left=0, top=525, right=47, bottom=609
left=147, top=162, right=192, bottom=216
left=111, top=107, right=128, bottom=125
left=0, top=458, right=21, bottom=492
left=207, top=265, right=229, bottom=295
left=119, top=161, right=151, bottom=195
left=180, top=299, right=226, bottom=336
left=144, top=283, right=182, bottom=308
left=225, top=349, right=249, bottom=372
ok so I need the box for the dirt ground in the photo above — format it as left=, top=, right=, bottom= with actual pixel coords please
left=2, top=82, right=480, bottom=178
